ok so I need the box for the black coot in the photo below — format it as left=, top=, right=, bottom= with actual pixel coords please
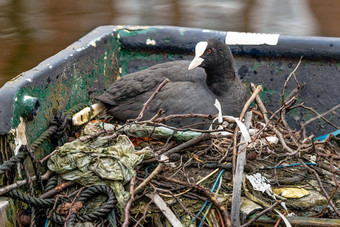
left=96, top=39, right=248, bottom=129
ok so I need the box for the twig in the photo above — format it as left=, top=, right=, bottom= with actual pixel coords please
left=293, top=103, right=339, bottom=129
left=240, top=85, right=263, bottom=121
left=0, top=171, right=52, bottom=195
left=299, top=103, right=340, bottom=132
left=155, top=113, right=217, bottom=123
left=281, top=56, right=303, bottom=106
left=316, top=185, right=338, bottom=218
left=134, top=163, right=164, bottom=194
left=280, top=84, right=305, bottom=145
left=150, top=109, right=165, bottom=122
left=159, top=176, right=231, bottom=227
left=298, top=159, right=340, bottom=217
left=39, top=149, right=58, bottom=164
left=39, top=181, right=76, bottom=199
left=133, top=195, right=154, bottom=227
left=135, top=78, right=170, bottom=122
left=250, top=83, right=297, bottom=155
left=160, top=133, right=211, bottom=157
left=241, top=200, right=282, bottom=227
left=64, top=187, right=85, bottom=226
left=122, top=171, right=137, bottom=227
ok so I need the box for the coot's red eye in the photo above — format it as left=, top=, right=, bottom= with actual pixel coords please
left=207, top=49, right=212, bottom=54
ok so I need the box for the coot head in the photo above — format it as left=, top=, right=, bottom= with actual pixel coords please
left=188, top=39, right=234, bottom=71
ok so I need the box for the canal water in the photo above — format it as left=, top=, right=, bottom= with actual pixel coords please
left=0, top=0, right=339, bottom=87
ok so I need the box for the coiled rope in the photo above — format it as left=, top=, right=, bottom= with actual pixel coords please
left=47, top=185, right=116, bottom=225
left=5, top=185, right=116, bottom=225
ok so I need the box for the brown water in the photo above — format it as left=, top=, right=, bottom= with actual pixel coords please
left=0, top=0, right=339, bottom=88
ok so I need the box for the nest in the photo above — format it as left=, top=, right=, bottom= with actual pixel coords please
left=71, top=58, right=339, bottom=226
left=4, top=59, right=340, bottom=227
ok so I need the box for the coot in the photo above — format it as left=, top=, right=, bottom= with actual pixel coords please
left=96, top=39, right=248, bottom=128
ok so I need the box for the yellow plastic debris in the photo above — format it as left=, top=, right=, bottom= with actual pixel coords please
left=273, top=187, right=310, bottom=199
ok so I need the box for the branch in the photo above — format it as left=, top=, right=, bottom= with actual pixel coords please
left=281, top=56, right=303, bottom=105
left=0, top=171, right=52, bottom=195
left=160, top=133, right=211, bottom=157
left=300, top=103, right=340, bottom=131
left=134, top=163, right=164, bottom=194
left=241, top=200, right=282, bottom=227
left=122, top=171, right=137, bottom=227
left=135, top=78, right=170, bottom=122
left=159, top=176, right=231, bottom=226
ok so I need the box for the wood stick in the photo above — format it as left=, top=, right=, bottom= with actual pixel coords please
left=0, top=171, right=52, bottom=196
left=135, top=78, right=170, bottom=122
left=122, top=171, right=137, bottom=227
left=241, top=200, right=282, bottom=227
left=281, top=57, right=302, bottom=106
left=250, top=83, right=297, bottom=154
left=134, top=163, right=164, bottom=194
left=160, top=133, right=211, bottom=157
left=39, top=181, right=76, bottom=199
left=159, top=176, right=231, bottom=227
left=300, top=103, right=340, bottom=130
left=240, top=85, right=263, bottom=121
left=293, top=103, right=339, bottom=130
left=155, top=113, right=217, bottom=123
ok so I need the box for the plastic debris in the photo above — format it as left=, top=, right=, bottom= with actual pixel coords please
left=48, top=134, right=150, bottom=209
left=273, top=187, right=310, bottom=199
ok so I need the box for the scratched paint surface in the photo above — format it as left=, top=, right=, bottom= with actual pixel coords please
left=10, top=29, right=119, bottom=157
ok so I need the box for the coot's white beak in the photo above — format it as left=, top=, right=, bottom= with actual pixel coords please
left=188, top=41, right=208, bottom=70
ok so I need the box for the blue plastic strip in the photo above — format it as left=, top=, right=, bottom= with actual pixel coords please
left=190, top=169, right=225, bottom=226
left=260, top=162, right=317, bottom=170
left=314, top=129, right=340, bottom=141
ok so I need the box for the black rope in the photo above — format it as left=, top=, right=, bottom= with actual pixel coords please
left=66, top=212, right=77, bottom=227
left=26, top=147, right=44, bottom=192
left=29, top=125, right=58, bottom=151
left=5, top=189, right=56, bottom=208
left=1, top=103, right=103, bottom=226
left=44, top=175, right=58, bottom=193
left=30, top=103, right=89, bottom=150
left=47, top=185, right=116, bottom=225
left=0, top=146, right=27, bottom=176
left=76, top=185, right=116, bottom=222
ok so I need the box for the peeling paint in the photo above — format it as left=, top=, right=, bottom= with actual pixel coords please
left=90, top=40, right=97, bottom=47
left=146, top=39, right=156, bottom=45
left=76, top=47, right=86, bottom=52
left=14, top=117, right=27, bottom=155
left=23, top=95, right=31, bottom=101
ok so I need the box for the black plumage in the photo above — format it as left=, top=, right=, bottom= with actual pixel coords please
left=96, top=39, right=248, bottom=129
